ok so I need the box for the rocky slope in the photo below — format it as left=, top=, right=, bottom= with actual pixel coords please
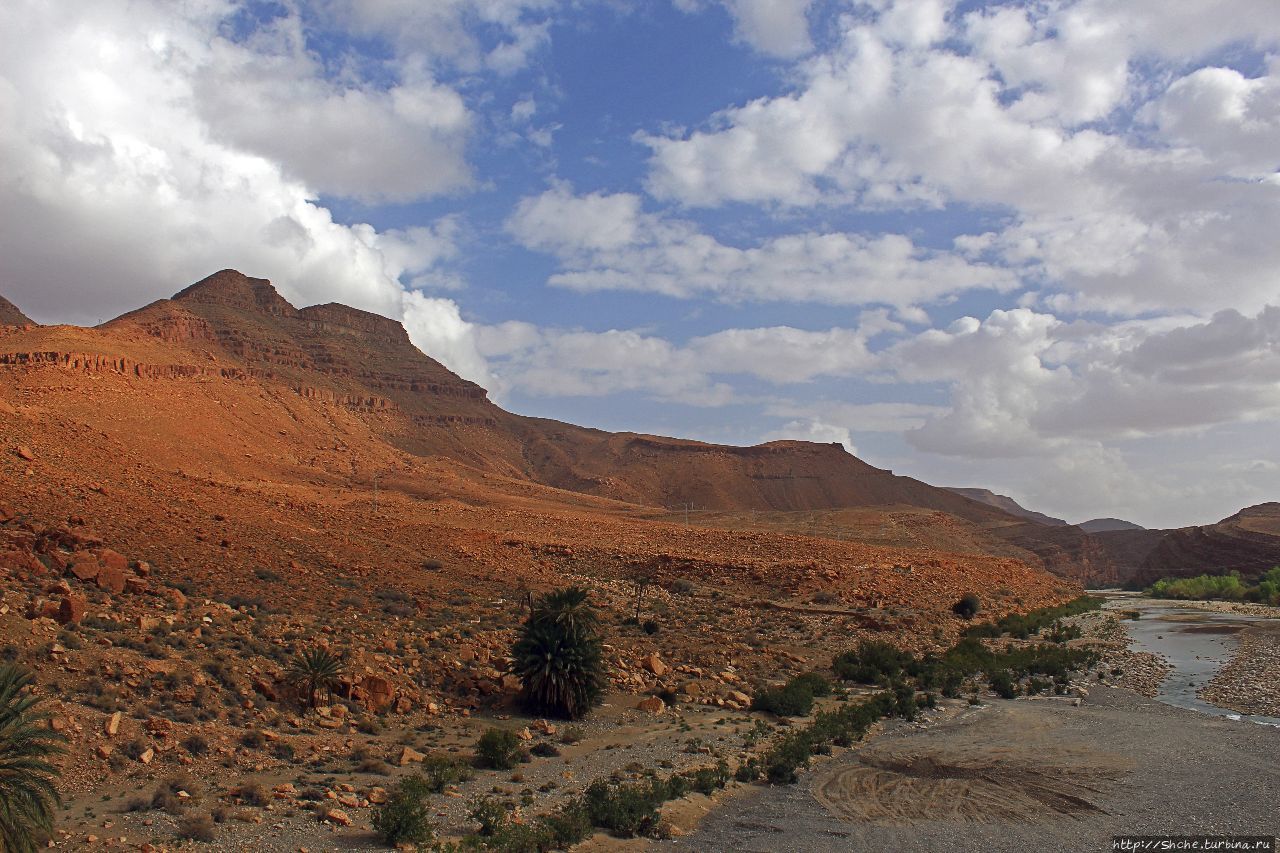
left=1129, top=503, right=1280, bottom=586
left=0, top=293, right=33, bottom=326
left=944, top=487, right=1067, bottom=526
left=1079, top=518, right=1145, bottom=533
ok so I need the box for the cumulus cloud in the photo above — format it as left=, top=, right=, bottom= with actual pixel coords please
left=508, top=187, right=1015, bottom=308
left=642, top=1, right=1280, bottom=315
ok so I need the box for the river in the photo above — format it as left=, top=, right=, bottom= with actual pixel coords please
left=1104, top=591, right=1280, bottom=726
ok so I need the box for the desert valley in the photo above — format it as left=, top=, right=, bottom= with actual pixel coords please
left=2, top=271, right=1278, bottom=851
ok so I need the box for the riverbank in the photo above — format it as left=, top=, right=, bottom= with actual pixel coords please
left=1203, top=622, right=1280, bottom=717
left=672, top=686, right=1279, bottom=853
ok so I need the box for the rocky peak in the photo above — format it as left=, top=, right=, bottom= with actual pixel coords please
left=0, top=293, right=34, bottom=326
left=172, top=270, right=297, bottom=317
left=297, top=303, right=411, bottom=345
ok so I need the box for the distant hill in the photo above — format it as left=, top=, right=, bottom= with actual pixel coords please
left=0, top=294, right=32, bottom=326
left=945, top=488, right=1067, bottom=526
left=1078, top=518, right=1145, bottom=533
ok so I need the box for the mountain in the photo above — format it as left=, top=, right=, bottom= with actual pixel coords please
left=944, top=488, right=1067, bottom=526
left=1125, top=503, right=1280, bottom=587
left=3, top=269, right=1272, bottom=591
left=0, top=269, right=1079, bottom=641
left=1078, top=518, right=1145, bottom=533
left=0, top=294, right=32, bottom=326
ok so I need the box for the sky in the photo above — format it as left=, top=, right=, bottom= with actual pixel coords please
left=1, top=0, right=1279, bottom=529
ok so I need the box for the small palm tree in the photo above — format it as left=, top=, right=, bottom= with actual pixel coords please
left=0, top=664, right=65, bottom=853
left=530, top=587, right=598, bottom=636
left=513, top=588, right=605, bottom=720
left=287, top=647, right=344, bottom=709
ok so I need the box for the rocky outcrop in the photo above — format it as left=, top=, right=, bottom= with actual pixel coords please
left=1130, top=503, right=1280, bottom=586
left=944, top=487, right=1067, bottom=526
left=0, top=294, right=33, bottom=326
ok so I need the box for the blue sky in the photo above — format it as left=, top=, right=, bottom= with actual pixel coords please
left=3, top=0, right=1280, bottom=528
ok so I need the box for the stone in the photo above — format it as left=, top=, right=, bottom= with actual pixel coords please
left=323, top=809, right=353, bottom=827
left=138, top=748, right=155, bottom=765
left=362, top=676, right=395, bottom=713
left=15, top=445, right=35, bottom=461
left=637, top=696, right=666, bottom=715
left=56, top=595, right=85, bottom=625
left=641, top=654, right=668, bottom=677
left=95, top=563, right=126, bottom=594
left=67, top=555, right=100, bottom=582
left=95, top=745, right=114, bottom=759
left=367, top=787, right=389, bottom=804
left=105, top=711, right=122, bottom=737
left=397, top=746, right=425, bottom=766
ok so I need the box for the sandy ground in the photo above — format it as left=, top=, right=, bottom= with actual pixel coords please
left=669, top=687, right=1279, bottom=853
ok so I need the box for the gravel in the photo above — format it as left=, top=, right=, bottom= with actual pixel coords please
left=670, top=687, right=1280, bottom=853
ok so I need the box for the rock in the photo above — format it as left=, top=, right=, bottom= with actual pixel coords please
left=323, top=809, right=353, bottom=827
left=95, top=563, right=126, bottom=594
left=500, top=674, right=522, bottom=692
left=641, top=654, right=668, bottom=677
left=98, top=549, right=129, bottom=573
left=138, top=748, right=154, bottom=765
left=534, top=719, right=556, bottom=736
left=56, top=595, right=85, bottom=625
left=67, top=555, right=100, bottom=582
left=729, top=690, right=751, bottom=705
left=136, top=616, right=159, bottom=631
left=105, top=711, right=122, bottom=737
left=362, top=676, right=395, bottom=714
left=398, top=746, right=425, bottom=766
left=95, top=744, right=113, bottom=759
left=517, top=727, right=533, bottom=741
left=15, top=445, right=35, bottom=461
left=637, top=696, right=666, bottom=715
left=367, top=787, right=389, bottom=804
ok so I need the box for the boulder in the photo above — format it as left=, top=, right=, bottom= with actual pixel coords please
left=105, top=711, right=122, bottom=737
left=95, top=563, right=126, bottom=594
left=56, top=595, right=85, bottom=625
left=637, top=696, right=666, bottom=715
left=641, top=654, right=668, bottom=677
left=323, top=809, right=353, bottom=827
left=362, top=676, right=395, bottom=713
left=67, top=554, right=100, bottom=582
left=397, top=746, right=425, bottom=766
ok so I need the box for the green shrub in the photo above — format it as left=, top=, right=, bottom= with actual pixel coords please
left=751, top=682, right=814, bottom=717
left=420, top=753, right=473, bottom=791
left=681, top=761, right=731, bottom=795
left=952, top=594, right=981, bottom=619
left=833, top=640, right=913, bottom=684
left=583, top=778, right=666, bottom=838
left=540, top=800, right=592, bottom=847
left=468, top=796, right=510, bottom=836
left=372, top=776, right=436, bottom=846
left=789, top=672, right=831, bottom=697
left=892, top=681, right=918, bottom=721
left=988, top=670, right=1018, bottom=699
left=475, top=728, right=525, bottom=770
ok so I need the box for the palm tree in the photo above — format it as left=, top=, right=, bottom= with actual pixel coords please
left=512, top=588, right=605, bottom=720
left=530, top=586, right=598, bottom=636
left=287, top=647, right=344, bottom=709
left=0, top=664, right=65, bottom=853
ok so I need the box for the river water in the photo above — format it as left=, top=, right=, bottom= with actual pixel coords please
left=1104, top=592, right=1280, bottom=727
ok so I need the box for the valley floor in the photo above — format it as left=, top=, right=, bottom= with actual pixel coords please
left=673, top=686, right=1280, bottom=853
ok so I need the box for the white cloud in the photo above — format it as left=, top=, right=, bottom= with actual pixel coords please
left=509, top=187, right=1015, bottom=308
left=674, top=0, right=814, bottom=58
left=642, top=3, right=1280, bottom=315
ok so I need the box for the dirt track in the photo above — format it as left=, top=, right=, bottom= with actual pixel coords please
left=674, top=687, right=1280, bottom=852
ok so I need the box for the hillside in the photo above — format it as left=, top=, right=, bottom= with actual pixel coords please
left=1079, top=518, right=1145, bottom=533
left=1129, top=503, right=1280, bottom=587
left=944, top=487, right=1067, bottom=526
left=0, top=293, right=32, bottom=326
